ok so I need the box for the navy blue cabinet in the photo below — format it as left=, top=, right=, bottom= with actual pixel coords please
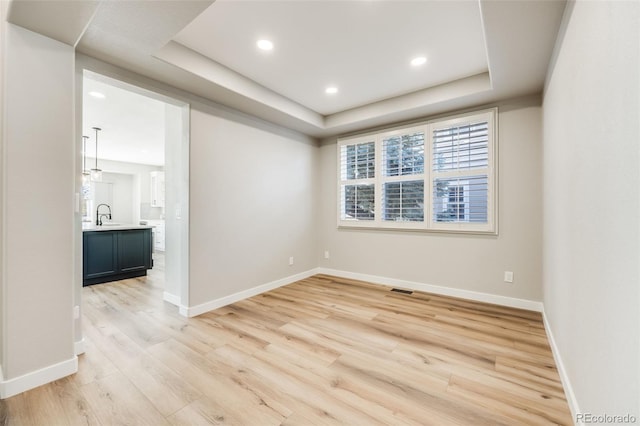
left=83, top=228, right=152, bottom=286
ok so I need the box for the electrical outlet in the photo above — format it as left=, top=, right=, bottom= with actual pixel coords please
left=73, top=305, right=80, bottom=319
left=504, top=271, right=514, bottom=283
left=324, top=250, right=330, bottom=259
left=289, top=256, right=294, bottom=266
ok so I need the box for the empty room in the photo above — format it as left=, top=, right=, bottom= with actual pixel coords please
left=0, top=0, right=638, bottom=425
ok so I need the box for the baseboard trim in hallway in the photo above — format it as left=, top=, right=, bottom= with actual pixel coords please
left=0, top=356, right=77, bottom=399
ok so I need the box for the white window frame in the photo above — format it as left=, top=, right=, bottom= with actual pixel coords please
left=377, top=125, right=426, bottom=230
left=336, top=108, right=497, bottom=234
left=337, top=135, right=377, bottom=227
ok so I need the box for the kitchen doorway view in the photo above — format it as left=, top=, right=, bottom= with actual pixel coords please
left=78, top=69, right=189, bottom=324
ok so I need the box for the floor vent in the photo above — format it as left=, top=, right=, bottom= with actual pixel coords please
left=390, top=288, right=413, bottom=295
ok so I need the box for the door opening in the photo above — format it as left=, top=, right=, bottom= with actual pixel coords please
left=74, top=67, right=190, bottom=352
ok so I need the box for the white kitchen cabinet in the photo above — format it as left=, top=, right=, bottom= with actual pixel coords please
left=150, top=171, right=165, bottom=208
left=144, top=220, right=165, bottom=252
left=153, top=221, right=165, bottom=252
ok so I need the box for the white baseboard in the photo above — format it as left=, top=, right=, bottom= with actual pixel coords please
left=74, top=338, right=85, bottom=355
left=163, top=291, right=181, bottom=306
left=163, top=291, right=191, bottom=317
left=542, top=309, right=581, bottom=426
left=316, top=268, right=544, bottom=312
left=182, top=267, right=542, bottom=318
left=0, top=356, right=78, bottom=399
left=183, top=268, right=320, bottom=317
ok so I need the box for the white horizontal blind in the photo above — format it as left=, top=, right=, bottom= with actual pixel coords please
left=383, top=132, right=425, bottom=176
left=343, top=141, right=375, bottom=180
left=432, top=176, right=488, bottom=223
left=431, top=113, right=492, bottom=229
left=339, top=140, right=375, bottom=221
left=382, top=180, right=424, bottom=222
left=432, top=121, right=489, bottom=170
left=382, top=131, right=425, bottom=222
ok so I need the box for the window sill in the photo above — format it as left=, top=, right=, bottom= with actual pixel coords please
left=337, top=222, right=497, bottom=236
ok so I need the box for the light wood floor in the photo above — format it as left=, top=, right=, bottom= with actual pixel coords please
left=2, top=263, right=572, bottom=425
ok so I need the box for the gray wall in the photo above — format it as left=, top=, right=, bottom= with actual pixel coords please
left=542, top=0, right=639, bottom=419
left=2, top=23, right=75, bottom=379
left=189, top=104, right=318, bottom=306
left=318, top=100, right=543, bottom=302
left=77, top=55, right=319, bottom=309
left=0, top=1, right=7, bottom=374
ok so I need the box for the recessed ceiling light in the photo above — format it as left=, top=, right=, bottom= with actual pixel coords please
left=89, top=91, right=105, bottom=99
left=325, top=87, right=338, bottom=94
left=256, top=39, right=274, bottom=51
left=410, top=56, right=427, bottom=67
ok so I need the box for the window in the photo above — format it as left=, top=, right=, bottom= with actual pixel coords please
left=339, top=138, right=376, bottom=221
left=381, top=130, right=425, bottom=223
left=337, top=109, right=496, bottom=233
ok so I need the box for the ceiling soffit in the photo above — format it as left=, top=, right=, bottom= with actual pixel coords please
left=7, top=0, right=567, bottom=137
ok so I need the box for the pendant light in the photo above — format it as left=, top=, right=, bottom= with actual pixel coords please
left=82, top=135, right=91, bottom=186
left=90, top=127, right=103, bottom=182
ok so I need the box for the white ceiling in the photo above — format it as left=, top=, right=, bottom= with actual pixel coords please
left=173, top=0, right=489, bottom=115
left=83, top=75, right=166, bottom=166
left=7, top=0, right=567, bottom=138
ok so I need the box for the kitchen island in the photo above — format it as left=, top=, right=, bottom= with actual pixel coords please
left=82, top=224, right=153, bottom=286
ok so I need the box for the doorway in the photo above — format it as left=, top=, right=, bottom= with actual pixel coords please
left=75, top=68, right=190, bottom=352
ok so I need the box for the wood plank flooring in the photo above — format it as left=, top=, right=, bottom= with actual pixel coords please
left=1, top=263, right=573, bottom=425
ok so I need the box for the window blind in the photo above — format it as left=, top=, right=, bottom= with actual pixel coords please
left=383, top=132, right=425, bottom=177
left=432, top=176, right=488, bottom=223
left=383, top=180, right=424, bottom=222
left=340, top=140, right=376, bottom=221
left=432, top=119, right=490, bottom=225
left=342, top=141, right=375, bottom=180
left=433, top=121, right=488, bottom=171
left=336, top=108, right=495, bottom=233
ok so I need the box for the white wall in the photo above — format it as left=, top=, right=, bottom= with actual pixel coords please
left=164, top=103, right=189, bottom=301
left=87, top=157, right=164, bottom=223
left=2, top=24, right=76, bottom=384
left=189, top=104, right=318, bottom=306
left=318, top=99, right=543, bottom=303
left=93, top=172, right=134, bottom=225
left=542, top=0, right=639, bottom=420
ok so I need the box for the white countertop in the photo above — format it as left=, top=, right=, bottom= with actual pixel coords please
left=82, top=223, right=154, bottom=232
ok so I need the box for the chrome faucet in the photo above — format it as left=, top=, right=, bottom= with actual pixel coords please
left=96, top=204, right=112, bottom=226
